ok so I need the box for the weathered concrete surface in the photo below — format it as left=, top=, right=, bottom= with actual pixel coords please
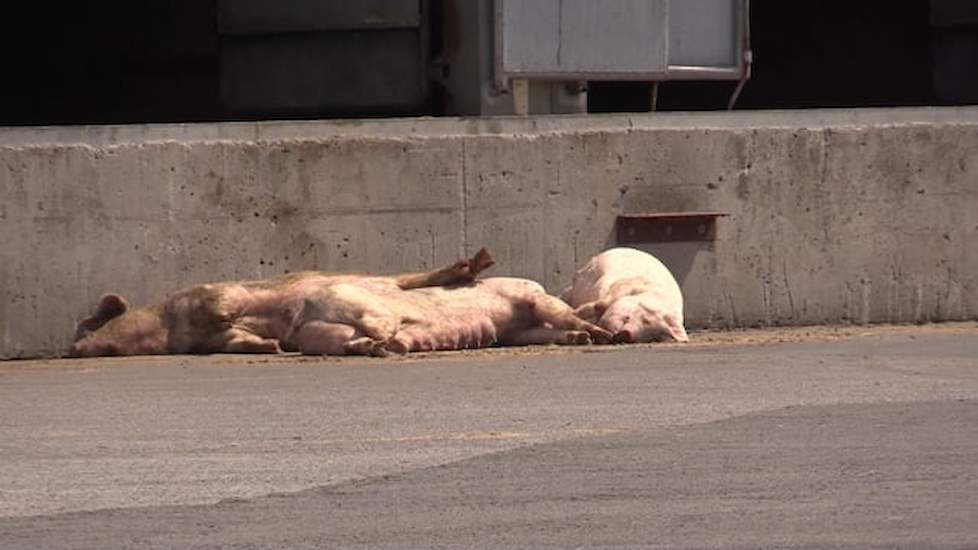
left=2, top=107, right=978, bottom=358
left=1, top=324, right=977, bottom=548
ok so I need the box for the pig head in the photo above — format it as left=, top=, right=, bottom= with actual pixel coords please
left=562, top=247, right=689, bottom=343
left=69, top=294, right=167, bottom=357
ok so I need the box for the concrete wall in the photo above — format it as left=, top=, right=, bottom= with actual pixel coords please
left=2, top=108, right=977, bottom=358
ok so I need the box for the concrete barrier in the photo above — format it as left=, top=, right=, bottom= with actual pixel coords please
left=2, top=108, right=977, bottom=358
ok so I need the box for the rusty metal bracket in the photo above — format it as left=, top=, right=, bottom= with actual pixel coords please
left=616, top=212, right=729, bottom=244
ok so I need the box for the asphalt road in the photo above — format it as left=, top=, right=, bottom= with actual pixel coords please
left=1, top=323, right=976, bottom=549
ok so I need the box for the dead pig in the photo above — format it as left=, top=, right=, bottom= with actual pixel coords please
left=561, top=247, right=688, bottom=343
left=68, top=249, right=495, bottom=357
left=288, top=277, right=614, bottom=356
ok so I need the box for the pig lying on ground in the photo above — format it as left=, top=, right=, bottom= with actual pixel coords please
left=561, top=247, right=688, bottom=343
left=287, top=276, right=614, bottom=356
left=68, top=250, right=495, bottom=357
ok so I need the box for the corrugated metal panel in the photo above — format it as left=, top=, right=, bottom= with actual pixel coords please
left=933, top=31, right=978, bottom=103
left=217, top=0, right=428, bottom=114
left=931, top=0, right=978, bottom=28
left=221, top=31, right=426, bottom=112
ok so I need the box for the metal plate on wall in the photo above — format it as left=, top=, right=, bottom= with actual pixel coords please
left=617, top=212, right=729, bottom=243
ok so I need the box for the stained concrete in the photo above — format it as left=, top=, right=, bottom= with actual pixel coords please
left=2, top=108, right=978, bottom=358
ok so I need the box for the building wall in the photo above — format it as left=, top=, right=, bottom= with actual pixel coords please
left=2, top=0, right=970, bottom=125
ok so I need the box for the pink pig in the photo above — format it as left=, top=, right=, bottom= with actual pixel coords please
left=68, top=250, right=495, bottom=357
left=561, top=247, right=689, bottom=343
left=287, top=277, right=613, bottom=356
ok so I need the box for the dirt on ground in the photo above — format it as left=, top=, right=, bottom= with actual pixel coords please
left=9, top=321, right=976, bottom=368
left=226, top=321, right=978, bottom=365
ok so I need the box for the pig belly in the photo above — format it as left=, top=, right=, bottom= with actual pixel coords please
left=292, top=276, right=609, bottom=355
left=392, top=316, right=498, bottom=352
left=390, top=284, right=513, bottom=352
left=397, top=278, right=611, bottom=348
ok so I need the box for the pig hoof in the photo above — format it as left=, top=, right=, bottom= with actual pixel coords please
left=564, top=331, right=591, bottom=345
left=613, top=330, right=634, bottom=344
left=369, top=344, right=390, bottom=358
left=385, top=338, right=410, bottom=355
left=588, top=327, right=614, bottom=345
left=279, top=339, right=299, bottom=353
left=344, top=337, right=390, bottom=357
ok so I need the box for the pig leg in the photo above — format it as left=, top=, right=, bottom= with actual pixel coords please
left=355, top=313, right=401, bottom=343
left=504, top=327, right=592, bottom=346
left=385, top=329, right=429, bottom=355
left=572, top=300, right=609, bottom=323
left=301, top=285, right=402, bottom=344
left=343, top=336, right=392, bottom=357
left=300, top=288, right=399, bottom=355
left=291, top=321, right=358, bottom=355
left=291, top=318, right=395, bottom=357
left=221, top=328, right=282, bottom=354
left=392, top=248, right=494, bottom=289
left=529, top=295, right=614, bottom=344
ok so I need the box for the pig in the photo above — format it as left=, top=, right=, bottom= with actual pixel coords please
left=68, top=249, right=495, bottom=357
left=561, top=247, right=688, bottom=343
left=287, top=277, right=614, bottom=356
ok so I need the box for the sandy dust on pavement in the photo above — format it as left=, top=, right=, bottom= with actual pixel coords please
left=7, top=321, right=976, bottom=368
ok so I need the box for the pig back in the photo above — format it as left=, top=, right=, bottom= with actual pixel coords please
left=409, top=280, right=511, bottom=317
left=567, top=247, right=682, bottom=306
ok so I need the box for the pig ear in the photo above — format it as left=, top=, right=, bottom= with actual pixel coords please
left=664, top=316, right=689, bottom=343
left=74, top=294, right=129, bottom=341
left=574, top=300, right=608, bottom=323
left=558, top=284, right=573, bottom=303
left=96, top=294, right=129, bottom=318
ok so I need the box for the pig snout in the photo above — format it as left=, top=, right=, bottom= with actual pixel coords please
left=66, top=342, right=83, bottom=358
left=66, top=339, right=120, bottom=358
left=600, top=313, right=658, bottom=344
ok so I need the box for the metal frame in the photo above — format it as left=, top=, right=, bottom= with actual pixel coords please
left=493, top=0, right=749, bottom=89
left=616, top=212, right=729, bottom=243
